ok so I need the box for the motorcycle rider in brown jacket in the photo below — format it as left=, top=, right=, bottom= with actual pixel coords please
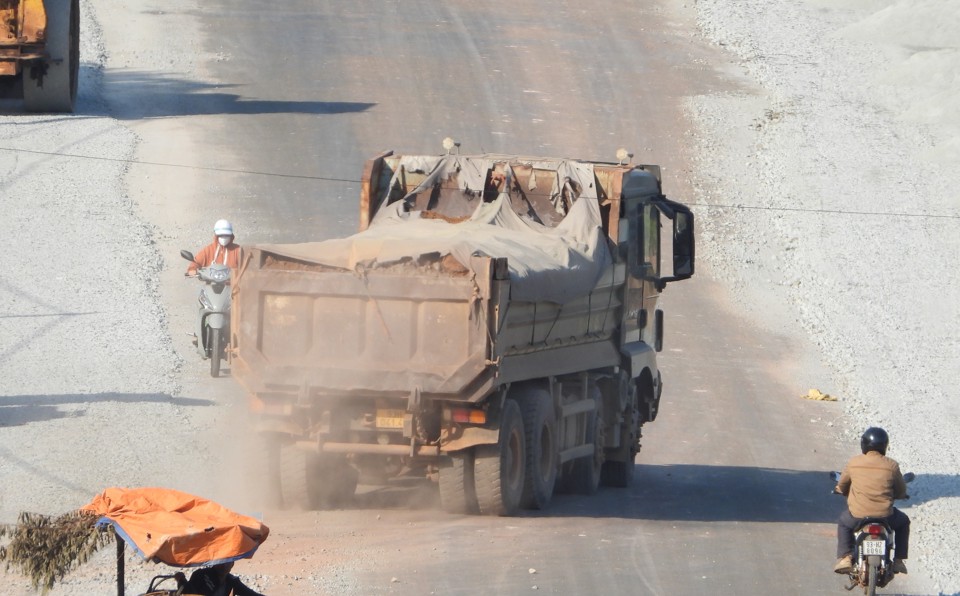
left=833, top=427, right=910, bottom=575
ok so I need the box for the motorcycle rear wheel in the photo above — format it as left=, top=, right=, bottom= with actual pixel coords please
left=866, top=560, right=878, bottom=596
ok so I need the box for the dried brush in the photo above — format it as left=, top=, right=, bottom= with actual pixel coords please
left=0, top=510, right=113, bottom=594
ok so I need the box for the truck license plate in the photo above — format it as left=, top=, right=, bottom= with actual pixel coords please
left=376, top=409, right=405, bottom=429
left=862, top=540, right=885, bottom=556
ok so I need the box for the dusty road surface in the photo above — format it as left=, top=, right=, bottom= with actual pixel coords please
left=2, top=0, right=956, bottom=595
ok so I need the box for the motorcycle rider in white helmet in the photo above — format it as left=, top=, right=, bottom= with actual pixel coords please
left=186, top=219, right=242, bottom=276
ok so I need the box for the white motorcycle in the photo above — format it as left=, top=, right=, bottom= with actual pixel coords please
left=181, top=250, right=231, bottom=377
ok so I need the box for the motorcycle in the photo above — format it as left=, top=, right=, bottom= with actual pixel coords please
left=830, top=470, right=915, bottom=596
left=180, top=249, right=231, bottom=377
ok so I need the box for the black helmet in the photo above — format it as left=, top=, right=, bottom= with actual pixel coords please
left=861, top=427, right=889, bottom=455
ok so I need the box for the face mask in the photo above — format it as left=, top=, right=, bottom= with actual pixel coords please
left=218, top=236, right=231, bottom=247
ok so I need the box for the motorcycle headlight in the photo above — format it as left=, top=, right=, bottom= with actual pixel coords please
left=199, top=290, right=214, bottom=310
left=206, top=266, right=231, bottom=283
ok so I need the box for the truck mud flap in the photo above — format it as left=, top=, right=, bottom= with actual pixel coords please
left=442, top=426, right=500, bottom=452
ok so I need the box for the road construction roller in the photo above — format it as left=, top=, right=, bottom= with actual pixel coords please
left=0, top=0, right=79, bottom=112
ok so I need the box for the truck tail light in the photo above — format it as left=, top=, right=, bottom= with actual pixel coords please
left=450, top=408, right=486, bottom=424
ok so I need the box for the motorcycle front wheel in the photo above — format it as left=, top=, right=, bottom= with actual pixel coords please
left=209, top=327, right=221, bottom=378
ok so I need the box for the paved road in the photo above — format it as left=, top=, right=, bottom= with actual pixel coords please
left=105, top=0, right=881, bottom=594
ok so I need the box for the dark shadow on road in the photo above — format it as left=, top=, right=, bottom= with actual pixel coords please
left=1, top=67, right=375, bottom=118
left=294, top=465, right=843, bottom=521
left=543, top=463, right=960, bottom=523
left=103, top=70, right=376, bottom=120
left=0, top=64, right=100, bottom=116
left=241, top=459, right=960, bottom=524
left=545, top=464, right=849, bottom=523
left=351, top=478, right=439, bottom=511
left=230, top=462, right=960, bottom=523
left=902, top=473, right=960, bottom=508
left=0, top=392, right=215, bottom=427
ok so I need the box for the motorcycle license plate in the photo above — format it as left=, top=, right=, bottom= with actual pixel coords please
left=862, top=540, right=886, bottom=556
left=376, top=409, right=405, bottom=429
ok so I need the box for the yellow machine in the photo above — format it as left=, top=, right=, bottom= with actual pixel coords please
left=0, top=0, right=79, bottom=112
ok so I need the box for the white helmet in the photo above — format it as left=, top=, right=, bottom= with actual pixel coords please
left=213, top=219, right=234, bottom=237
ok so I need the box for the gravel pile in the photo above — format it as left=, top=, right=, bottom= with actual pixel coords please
left=688, top=0, right=959, bottom=593
left=0, top=3, right=227, bottom=593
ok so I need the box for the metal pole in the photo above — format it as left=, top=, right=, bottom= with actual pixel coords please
left=116, top=533, right=125, bottom=596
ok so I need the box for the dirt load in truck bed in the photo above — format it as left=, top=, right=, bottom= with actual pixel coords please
left=255, top=154, right=614, bottom=304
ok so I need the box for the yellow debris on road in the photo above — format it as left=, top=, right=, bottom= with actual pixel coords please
left=803, top=388, right=837, bottom=401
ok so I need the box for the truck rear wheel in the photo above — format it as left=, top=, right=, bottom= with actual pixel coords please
left=518, top=390, right=557, bottom=510
left=23, top=0, right=79, bottom=112
left=439, top=449, right=478, bottom=514
left=312, top=456, right=358, bottom=507
left=279, top=446, right=316, bottom=510
left=474, top=399, right=525, bottom=516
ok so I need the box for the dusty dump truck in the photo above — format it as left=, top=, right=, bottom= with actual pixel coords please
left=0, top=0, right=79, bottom=112
left=231, top=150, right=695, bottom=515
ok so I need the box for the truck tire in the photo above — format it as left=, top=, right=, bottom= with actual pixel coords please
left=474, top=399, right=525, bottom=516
left=570, top=409, right=604, bottom=494
left=311, top=456, right=358, bottom=507
left=518, top=390, right=557, bottom=510
left=279, top=446, right=316, bottom=510
left=23, top=0, right=79, bottom=112
left=601, top=381, right=638, bottom=488
left=262, top=433, right=284, bottom=508
left=439, top=449, right=478, bottom=514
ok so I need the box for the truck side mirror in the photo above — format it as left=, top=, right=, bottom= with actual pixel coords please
left=645, top=198, right=695, bottom=289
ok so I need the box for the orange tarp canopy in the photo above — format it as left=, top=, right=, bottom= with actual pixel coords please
left=80, top=487, right=269, bottom=567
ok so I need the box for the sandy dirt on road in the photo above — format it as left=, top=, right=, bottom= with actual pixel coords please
left=689, top=1, right=958, bottom=593
left=1, top=0, right=957, bottom=594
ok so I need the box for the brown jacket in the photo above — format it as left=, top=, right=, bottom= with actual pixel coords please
left=187, top=237, right=242, bottom=275
left=837, top=451, right=907, bottom=518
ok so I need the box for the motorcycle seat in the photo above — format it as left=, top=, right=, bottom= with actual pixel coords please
left=856, top=517, right=892, bottom=529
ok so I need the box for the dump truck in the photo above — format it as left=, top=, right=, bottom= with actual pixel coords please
left=0, top=0, right=79, bottom=112
left=231, top=149, right=695, bottom=515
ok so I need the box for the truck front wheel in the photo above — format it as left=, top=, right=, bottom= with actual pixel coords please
left=474, top=399, right=525, bottom=516
left=569, top=409, right=604, bottom=494
left=208, top=327, right=221, bottom=378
